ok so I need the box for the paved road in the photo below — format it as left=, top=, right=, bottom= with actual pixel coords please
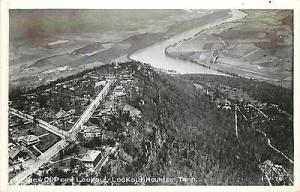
left=9, top=108, right=67, bottom=138
left=9, top=79, right=116, bottom=185
left=9, top=139, right=67, bottom=185
left=69, top=79, right=116, bottom=139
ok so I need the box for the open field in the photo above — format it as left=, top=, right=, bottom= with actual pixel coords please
left=166, top=10, right=293, bottom=87
left=10, top=9, right=225, bottom=89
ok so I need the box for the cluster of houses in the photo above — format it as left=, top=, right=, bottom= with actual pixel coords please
left=81, top=125, right=102, bottom=139
left=54, top=109, right=76, bottom=125
left=9, top=143, right=28, bottom=166
left=75, top=68, right=141, bottom=171
left=258, top=160, right=292, bottom=185
left=93, top=70, right=141, bottom=123
left=29, top=147, right=118, bottom=185
left=9, top=133, right=43, bottom=177
left=201, top=83, right=254, bottom=112
left=10, top=63, right=145, bottom=182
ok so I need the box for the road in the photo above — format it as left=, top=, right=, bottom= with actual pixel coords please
left=95, top=145, right=119, bottom=171
left=256, top=129, right=294, bottom=164
left=9, top=139, right=67, bottom=185
left=246, top=104, right=293, bottom=164
left=9, top=79, right=116, bottom=185
left=9, top=108, right=67, bottom=138
left=248, top=104, right=270, bottom=120
left=68, top=79, right=116, bottom=139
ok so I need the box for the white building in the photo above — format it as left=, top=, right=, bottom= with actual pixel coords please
left=81, top=150, right=102, bottom=170
left=17, top=135, right=40, bottom=146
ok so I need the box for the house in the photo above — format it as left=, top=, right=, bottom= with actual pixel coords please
left=81, top=150, right=102, bottom=170
left=55, top=109, right=75, bottom=123
left=120, top=80, right=129, bottom=85
left=105, top=74, right=115, bottom=80
left=9, top=147, right=28, bottom=165
left=55, top=109, right=67, bottom=119
left=123, top=104, right=142, bottom=119
left=17, top=135, right=40, bottom=146
left=95, top=80, right=106, bottom=87
left=120, top=74, right=132, bottom=81
left=114, top=86, right=126, bottom=97
left=98, top=101, right=116, bottom=121
left=99, top=108, right=114, bottom=116
left=81, top=125, right=102, bottom=139
left=222, top=105, right=232, bottom=110
left=8, top=143, right=16, bottom=150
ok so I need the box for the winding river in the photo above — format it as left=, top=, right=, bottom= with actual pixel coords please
left=130, top=10, right=247, bottom=74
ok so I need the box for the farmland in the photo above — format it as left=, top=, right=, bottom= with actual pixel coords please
left=166, top=10, right=293, bottom=87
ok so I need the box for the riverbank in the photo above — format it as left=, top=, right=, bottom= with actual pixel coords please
left=130, top=10, right=247, bottom=76
left=164, top=10, right=293, bottom=88
left=10, top=10, right=219, bottom=90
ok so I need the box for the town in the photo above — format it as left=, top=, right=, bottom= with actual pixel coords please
left=8, top=61, right=293, bottom=186
left=9, top=61, right=145, bottom=185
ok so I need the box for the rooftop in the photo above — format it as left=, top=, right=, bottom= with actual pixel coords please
left=9, top=148, right=21, bottom=159
left=18, top=135, right=39, bottom=143
left=81, top=150, right=101, bottom=162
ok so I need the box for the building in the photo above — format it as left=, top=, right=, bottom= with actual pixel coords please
left=95, top=80, right=106, bottom=87
left=8, top=143, right=16, bottom=150
left=98, top=109, right=114, bottom=121
left=9, top=147, right=28, bottom=165
left=123, top=104, right=142, bottom=119
left=105, top=74, right=115, bottom=80
left=81, top=150, right=102, bottom=170
left=258, top=160, right=292, bottom=185
left=17, top=135, right=40, bottom=146
left=120, top=74, right=132, bottom=81
left=55, top=109, right=75, bottom=123
left=114, top=85, right=126, bottom=97
left=81, top=125, right=102, bottom=139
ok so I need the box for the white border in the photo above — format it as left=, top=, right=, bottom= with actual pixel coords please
left=1, top=0, right=299, bottom=192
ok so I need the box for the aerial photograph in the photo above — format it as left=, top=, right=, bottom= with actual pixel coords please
left=8, top=9, right=293, bottom=186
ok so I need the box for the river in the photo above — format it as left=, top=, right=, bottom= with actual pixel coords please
left=130, top=10, right=247, bottom=75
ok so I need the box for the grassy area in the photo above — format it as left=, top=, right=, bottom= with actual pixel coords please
left=233, top=10, right=292, bottom=30
left=11, top=119, right=48, bottom=138
left=36, top=133, right=61, bottom=152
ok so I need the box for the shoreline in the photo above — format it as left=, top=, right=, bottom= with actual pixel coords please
left=163, top=10, right=292, bottom=88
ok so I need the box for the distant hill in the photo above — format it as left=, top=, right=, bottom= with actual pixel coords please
left=9, top=10, right=185, bottom=41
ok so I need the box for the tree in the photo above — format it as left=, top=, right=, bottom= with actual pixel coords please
left=36, top=93, right=47, bottom=108
left=70, top=158, right=77, bottom=169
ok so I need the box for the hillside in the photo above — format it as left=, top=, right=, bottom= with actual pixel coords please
left=112, top=64, right=293, bottom=185
left=9, top=61, right=293, bottom=185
